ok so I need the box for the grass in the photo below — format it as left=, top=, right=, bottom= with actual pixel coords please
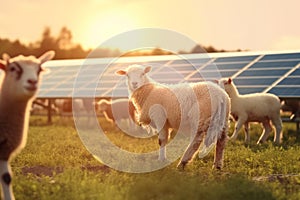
left=8, top=116, right=300, bottom=200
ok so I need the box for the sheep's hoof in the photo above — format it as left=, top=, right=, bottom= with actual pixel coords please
left=256, top=140, right=265, bottom=145
left=212, top=165, right=222, bottom=170
left=212, top=162, right=222, bottom=170
left=177, top=161, right=187, bottom=171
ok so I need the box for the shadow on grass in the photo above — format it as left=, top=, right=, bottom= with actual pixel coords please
left=128, top=175, right=276, bottom=200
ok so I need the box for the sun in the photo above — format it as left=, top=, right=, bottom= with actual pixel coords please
left=81, top=10, right=141, bottom=50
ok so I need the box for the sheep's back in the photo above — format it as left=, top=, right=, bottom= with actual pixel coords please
left=132, top=82, right=230, bottom=132
left=233, top=93, right=281, bottom=118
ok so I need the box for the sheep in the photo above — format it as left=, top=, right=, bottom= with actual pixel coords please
left=281, top=99, right=300, bottom=120
left=219, top=78, right=283, bottom=144
left=97, top=98, right=136, bottom=126
left=116, top=65, right=230, bottom=170
left=0, top=51, right=55, bottom=200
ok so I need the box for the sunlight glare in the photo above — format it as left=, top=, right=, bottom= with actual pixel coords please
left=82, top=10, right=140, bottom=50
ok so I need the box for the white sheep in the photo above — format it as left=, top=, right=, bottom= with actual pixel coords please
left=97, top=98, right=136, bottom=126
left=116, top=65, right=230, bottom=170
left=219, top=78, right=283, bottom=144
left=0, top=51, right=55, bottom=200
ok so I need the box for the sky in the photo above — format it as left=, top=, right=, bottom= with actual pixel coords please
left=1, top=0, right=300, bottom=52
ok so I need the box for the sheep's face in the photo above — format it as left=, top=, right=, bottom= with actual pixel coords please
left=219, top=78, right=235, bottom=95
left=116, top=65, right=151, bottom=93
left=0, top=51, right=55, bottom=100
left=98, top=101, right=109, bottom=112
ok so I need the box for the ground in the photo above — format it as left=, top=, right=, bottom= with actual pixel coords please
left=9, top=116, right=300, bottom=200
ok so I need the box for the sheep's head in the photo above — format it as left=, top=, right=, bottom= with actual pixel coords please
left=219, top=78, right=238, bottom=96
left=97, top=99, right=109, bottom=112
left=116, top=65, right=152, bottom=93
left=0, top=51, right=55, bottom=100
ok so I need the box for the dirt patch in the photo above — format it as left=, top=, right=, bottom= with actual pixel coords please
left=80, top=165, right=110, bottom=173
left=253, top=174, right=300, bottom=183
left=22, top=165, right=64, bottom=177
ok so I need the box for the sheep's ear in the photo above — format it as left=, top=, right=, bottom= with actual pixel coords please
left=39, top=50, right=55, bottom=64
left=228, top=78, right=232, bottom=84
left=0, top=53, right=10, bottom=71
left=2, top=53, right=10, bottom=62
left=144, top=66, right=152, bottom=73
left=0, top=60, right=5, bottom=71
left=115, top=70, right=127, bottom=76
left=212, top=79, right=219, bottom=84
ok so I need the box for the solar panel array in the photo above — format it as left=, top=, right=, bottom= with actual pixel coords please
left=38, top=51, right=300, bottom=99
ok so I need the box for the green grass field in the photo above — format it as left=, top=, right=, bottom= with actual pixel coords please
left=9, top=116, right=300, bottom=200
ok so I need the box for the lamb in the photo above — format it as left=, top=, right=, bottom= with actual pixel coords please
left=219, top=78, right=283, bottom=144
left=97, top=98, right=136, bottom=126
left=0, top=51, right=55, bottom=200
left=116, top=65, right=230, bottom=170
left=281, top=99, right=300, bottom=120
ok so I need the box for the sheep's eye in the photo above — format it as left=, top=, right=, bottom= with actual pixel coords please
left=37, top=66, right=43, bottom=74
left=10, top=67, right=16, bottom=72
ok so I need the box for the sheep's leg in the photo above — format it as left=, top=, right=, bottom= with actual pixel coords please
left=231, top=118, right=246, bottom=141
left=257, top=120, right=272, bottom=144
left=271, top=116, right=283, bottom=144
left=158, top=125, right=169, bottom=161
left=177, top=131, right=204, bottom=170
left=0, top=160, right=14, bottom=200
left=244, top=122, right=250, bottom=143
left=213, top=129, right=227, bottom=170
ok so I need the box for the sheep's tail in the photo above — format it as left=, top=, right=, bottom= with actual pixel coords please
left=198, top=97, right=227, bottom=158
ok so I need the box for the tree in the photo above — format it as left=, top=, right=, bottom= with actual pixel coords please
left=57, top=26, right=73, bottom=50
left=39, top=27, right=57, bottom=53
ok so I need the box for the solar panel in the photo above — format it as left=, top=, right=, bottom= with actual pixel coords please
left=39, top=50, right=300, bottom=99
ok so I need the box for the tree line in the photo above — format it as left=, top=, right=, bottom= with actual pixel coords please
left=0, top=27, right=240, bottom=60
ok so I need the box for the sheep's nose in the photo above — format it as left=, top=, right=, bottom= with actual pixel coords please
left=132, top=82, right=138, bottom=86
left=27, top=79, right=37, bottom=85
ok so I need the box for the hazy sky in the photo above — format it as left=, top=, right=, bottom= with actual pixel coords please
left=1, top=0, right=300, bottom=52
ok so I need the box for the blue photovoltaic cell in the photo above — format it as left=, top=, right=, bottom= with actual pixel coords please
left=42, top=90, right=73, bottom=98
left=268, top=87, right=300, bottom=97
left=219, top=71, right=237, bottom=77
left=234, top=78, right=277, bottom=85
left=52, top=82, right=75, bottom=88
left=289, top=69, right=300, bottom=76
left=237, top=87, right=266, bottom=94
left=260, top=53, right=300, bottom=61
left=97, top=82, right=117, bottom=88
left=167, top=64, right=199, bottom=72
left=277, top=78, right=300, bottom=85
left=193, top=71, right=222, bottom=79
left=249, top=61, right=299, bottom=69
left=110, top=87, right=129, bottom=97
left=169, top=58, right=210, bottom=65
left=238, top=69, right=290, bottom=77
left=215, top=63, right=248, bottom=70
left=215, top=56, right=258, bottom=63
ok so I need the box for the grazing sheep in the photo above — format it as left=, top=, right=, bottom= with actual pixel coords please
left=0, top=51, right=55, bottom=200
left=98, top=98, right=136, bottom=126
left=281, top=99, right=300, bottom=120
left=116, top=65, right=230, bottom=170
left=219, top=78, right=283, bottom=144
